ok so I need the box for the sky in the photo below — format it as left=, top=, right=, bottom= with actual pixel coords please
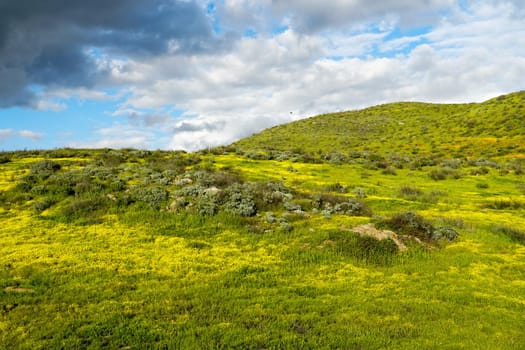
left=0, top=0, right=524, bottom=151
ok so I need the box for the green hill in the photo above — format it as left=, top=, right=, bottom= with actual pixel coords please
left=233, top=91, right=525, bottom=162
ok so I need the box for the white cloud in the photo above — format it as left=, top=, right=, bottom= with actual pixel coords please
left=18, top=130, right=44, bottom=140
left=35, top=99, right=67, bottom=112
left=67, top=124, right=158, bottom=149
left=0, top=128, right=44, bottom=143
left=104, top=1, right=523, bottom=151
left=271, top=0, right=455, bottom=32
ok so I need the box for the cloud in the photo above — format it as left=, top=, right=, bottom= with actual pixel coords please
left=173, top=120, right=226, bottom=133
left=0, top=0, right=216, bottom=107
left=2, top=0, right=524, bottom=152
left=0, top=129, right=44, bottom=144
left=68, top=124, right=158, bottom=149
left=168, top=115, right=285, bottom=151
left=269, top=0, right=454, bottom=33
left=110, top=1, right=525, bottom=150
left=127, top=113, right=172, bottom=127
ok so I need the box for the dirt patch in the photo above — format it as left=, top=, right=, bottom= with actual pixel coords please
left=3, top=286, right=35, bottom=293
left=347, top=223, right=407, bottom=251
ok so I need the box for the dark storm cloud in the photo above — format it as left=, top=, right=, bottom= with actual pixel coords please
left=0, top=0, right=214, bottom=108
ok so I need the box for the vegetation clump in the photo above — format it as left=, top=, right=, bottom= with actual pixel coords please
left=492, top=225, right=525, bottom=244
left=379, top=211, right=458, bottom=243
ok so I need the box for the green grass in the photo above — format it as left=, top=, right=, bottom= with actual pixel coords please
left=1, top=92, right=525, bottom=349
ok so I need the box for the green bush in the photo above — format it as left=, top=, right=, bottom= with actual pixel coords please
left=381, top=211, right=433, bottom=240
left=431, top=227, right=459, bottom=241
left=0, top=155, right=11, bottom=164
left=333, top=198, right=372, bottom=216
left=324, top=183, right=347, bottom=193
left=96, top=150, right=126, bottom=167
left=352, top=188, right=367, bottom=198
left=33, top=199, right=56, bottom=213
left=470, top=167, right=489, bottom=175
left=492, top=225, right=525, bottom=244
left=429, top=167, right=461, bottom=180
left=311, top=193, right=348, bottom=209
left=484, top=199, right=524, bottom=210
left=61, top=197, right=106, bottom=220
left=399, top=185, right=423, bottom=197
left=131, top=186, right=169, bottom=209
left=30, top=160, right=61, bottom=179
left=47, top=172, right=95, bottom=196
left=380, top=212, right=459, bottom=243
left=197, top=194, right=219, bottom=216
left=441, top=159, right=462, bottom=169
left=224, top=183, right=257, bottom=216
left=381, top=166, right=397, bottom=175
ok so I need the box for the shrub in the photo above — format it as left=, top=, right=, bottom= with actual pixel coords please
left=131, top=186, right=169, bottom=209
left=33, top=199, right=56, bottom=213
left=476, top=182, right=489, bottom=189
left=47, top=172, right=95, bottom=196
left=333, top=198, right=372, bottom=216
left=14, top=178, right=37, bottom=193
left=197, top=194, right=219, bottom=216
left=431, top=227, right=459, bottom=241
left=284, top=201, right=302, bottom=211
left=399, top=185, right=423, bottom=197
left=178, top=185, right=205, bottom=197
left=441, top=159, right=462, bottom=169
left=209, top=171, right=243, bottom=187
left=492, top=225, right=525, bottom=244
left=0, top=155, right=11, bottom=164
left=265, top=212, right=277, bottom=223
left=382, top=211, right=433, bottom=240
left=280, top=221, right=293, bottom=232
left=311, top=193, right=348, bottom=209
left=224, top=183, right=257, bottom=216
left=30, top=185, right=48, bottom=196
left=143, top=172, right=171, bottom=186
left=30, top=160, right=61, bottom=179
left=352, top=188, right=367, bottom=198
left=254, top=182, right=292, bottom=211
left=429, top=167, right=461, bottom=181
left=381, top=166, right=397, bottom=175
left=83, top=165, right=115, bottom=180
left=61, top=196, right=106, bottom=220
left=484, top=199, right=524, bottom=210
left=109, top=179, right=127, bottom=192
left=97, top=150, right=126, bottom=167
left=379, top=211, right=459, bottom=243
left=324, top=182, right=347, bottom=193
left=470, top=167, right=489, bottom=176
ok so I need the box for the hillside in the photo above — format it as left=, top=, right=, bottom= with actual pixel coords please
left=1, top=92, right=525, bottom=348
left=233, top=91, right=525, bottom=162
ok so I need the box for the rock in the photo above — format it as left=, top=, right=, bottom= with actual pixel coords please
left=349, top=223, right=407, bottom=251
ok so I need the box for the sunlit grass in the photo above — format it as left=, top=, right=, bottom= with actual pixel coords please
left=1, top=91, right=525, bottom=350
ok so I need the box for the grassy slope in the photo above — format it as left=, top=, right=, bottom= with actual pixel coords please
left=1, top=92, right=525, bottom=349
left=233, top=91, right=525, bottom=160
